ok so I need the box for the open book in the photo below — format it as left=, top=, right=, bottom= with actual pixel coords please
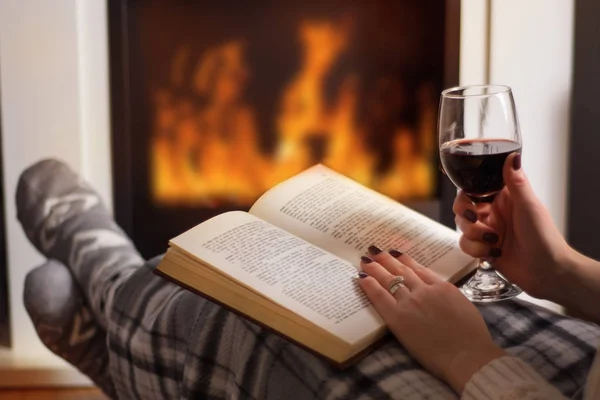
left=156, top=165, right=475, bottom=367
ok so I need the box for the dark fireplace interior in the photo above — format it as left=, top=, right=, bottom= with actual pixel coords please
left=109, top=0, right=459, bottom=259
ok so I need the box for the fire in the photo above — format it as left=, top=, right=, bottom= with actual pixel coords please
left=150, top=19, right=436, bottom=206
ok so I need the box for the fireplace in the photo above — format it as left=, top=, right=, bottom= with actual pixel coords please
left=0, top=97, right=8, bottom=348
left=109, top=0, right=460, bottom=259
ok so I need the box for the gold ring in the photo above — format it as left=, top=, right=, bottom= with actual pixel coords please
left=388, top=276, right=405, bottom=291
left=388, top=276, right=405, bottom=294
left=389, top=282, right=406, bottom=295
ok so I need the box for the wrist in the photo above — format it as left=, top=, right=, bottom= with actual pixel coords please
left=550, top=248, right=600, bottom=323
left=533, top=244, right=581, bottom=303
left=546, top=247, right=588, bottom=304
left=444, top=344, right=507, bottom=394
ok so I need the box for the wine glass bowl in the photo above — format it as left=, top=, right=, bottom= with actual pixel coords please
left=438, top=85, right=522, bottom=302
left=440, top=139, right=522, bottom=203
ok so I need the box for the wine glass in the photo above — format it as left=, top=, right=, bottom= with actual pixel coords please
left=438, top=84, right=522, bottom=302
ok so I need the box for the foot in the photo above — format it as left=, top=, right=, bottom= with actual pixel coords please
left=16, top=159, right=144, bottom=329
left=16, top=158, right=115, bottom=256
left=24, top=260, right=115, bottom=398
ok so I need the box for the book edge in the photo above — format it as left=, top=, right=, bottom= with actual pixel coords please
left=153, top=266, right=385, bottom=369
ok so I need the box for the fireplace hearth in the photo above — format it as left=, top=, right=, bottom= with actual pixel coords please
left=109, top=0, right=459, bottom=258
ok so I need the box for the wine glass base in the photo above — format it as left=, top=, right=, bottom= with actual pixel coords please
left=459, top=269, right=523, bottom=303
left=457, top=260, right=523, bottom=303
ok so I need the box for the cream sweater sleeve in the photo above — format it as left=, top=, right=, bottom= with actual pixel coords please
left=461, top=356, right=567, bottom=400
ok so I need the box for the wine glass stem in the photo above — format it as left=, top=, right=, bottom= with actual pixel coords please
left=471, top=260, right=508, bottom=294
left=473, top=260, right=506, bottom=291
left=478, top=260, right=494, bottom=271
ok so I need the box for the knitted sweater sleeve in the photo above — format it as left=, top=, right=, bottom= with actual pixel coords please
left=462, top=356, right=567, bottom=400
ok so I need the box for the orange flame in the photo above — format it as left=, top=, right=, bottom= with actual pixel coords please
left=150, top=19, right=435, bottom=206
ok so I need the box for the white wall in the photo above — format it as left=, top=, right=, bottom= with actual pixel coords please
left=0, top=0, right=111, bottom=385
left=460, top=0, right=489, bottom=85
left=490, top=0, right=574, bottom=234
left=460, top=0, right=574, bottom=233
left=77, top=0, right=113, bottom=198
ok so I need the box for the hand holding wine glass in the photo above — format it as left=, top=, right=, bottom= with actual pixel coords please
left=452, top=152, right=574, bottom=302
left=439, top=85, right=523, bottom=302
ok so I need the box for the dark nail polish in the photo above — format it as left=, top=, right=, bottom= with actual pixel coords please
left=368, top=245, right=382, bottom=255
left=361, top=255, right=374, bottom=264
left=463, top=209, right=478, bottom=223
left=483, top=232, right=499, bottom=244
left=489, top=248, right=502, bottom=258
left=358, top=271, right=369, bottom=279
left=389, top=249, right=403, bottom=258
left=513, top=153, right=521, bottom=170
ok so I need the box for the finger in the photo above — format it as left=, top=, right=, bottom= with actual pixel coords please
left=453, top=191, right=475, bottom=219
left=493, top=186, right=512, bottom=218
left=459, top=236, right=502, bottom=259
left=367, top=246, right=424, bottom=290
left=503, top=152, right=538, bottom=209
left=388, top=248, right=424, bottom=270
left=454, top=216, right=500, bottom=245
left=456, top=190, right=493, bottom=213
left=389, top=250, right=442, bottom=284
left=357, top=275, right=397, bottom=321
left=475, top=202, right=492, bottom=220
left=360, top=256, right=411, bottom=298
left=453, top=191, right=492, bottom=223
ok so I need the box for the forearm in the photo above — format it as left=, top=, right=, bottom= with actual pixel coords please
left=548, top=249, right=600, bottom=324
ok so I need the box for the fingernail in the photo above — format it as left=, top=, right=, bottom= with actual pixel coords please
left=368, top=245, right=382, bottom=255
left=489, top=248, right=502, bottom=258
left=483, top=232, right=499, bottom=244
left=361, top=255, right=374, bottom=264
left=463, top=209, right=478, bottom=223
left=513, top=153, right=521, bottom=170
left=358, top=271, right=369, bottom=279
left=389, top=249, right=403, bottom=258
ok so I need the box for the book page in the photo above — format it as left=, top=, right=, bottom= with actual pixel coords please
left=250, top=165, right=474, bottom=281
left=170, top=211, right=383, bottom=344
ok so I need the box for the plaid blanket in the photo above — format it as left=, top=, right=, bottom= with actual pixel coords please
left=17, top=160, right=600, bottom=399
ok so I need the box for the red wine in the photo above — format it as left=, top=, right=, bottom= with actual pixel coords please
left=440, top=139, right=521, bottom=201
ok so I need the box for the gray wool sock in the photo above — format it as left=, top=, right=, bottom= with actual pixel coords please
left=16, top=158, right=147, bottom=398
left=24, top=259, right=115, bottom=398
left=16, top=158, right=144, bottom=330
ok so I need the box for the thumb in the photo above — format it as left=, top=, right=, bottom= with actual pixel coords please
left=503, top=153, right=537, bottom=206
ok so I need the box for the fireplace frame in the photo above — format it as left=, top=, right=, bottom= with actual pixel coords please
left=567, top=0, right=600, bottom=259
left=108, top=0, right=461, bottom=257
left=0, top=76, right=9, bottom=348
